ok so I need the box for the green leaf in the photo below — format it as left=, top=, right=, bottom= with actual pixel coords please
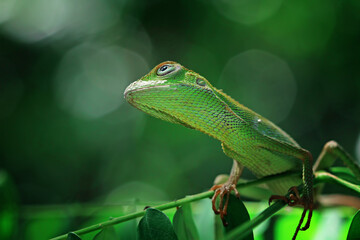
left=67, top=232, right=82, bottom=240
left=137, top=208, right=178, bottom=240
left=192, top=199, right=215, bottom=240
left=173, top=204, right=199, bottom=240
left=93, top=226, right=117, bottom=240
left=347, top=210, right=360, bottom=240
left=223, top=195, right=253, bottom=240
left=214, top=214, right=225, bottom=240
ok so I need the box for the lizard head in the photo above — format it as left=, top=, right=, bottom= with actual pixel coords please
left=124, top=61, right=228, bottom=138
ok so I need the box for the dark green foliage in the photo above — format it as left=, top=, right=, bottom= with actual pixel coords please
left=66, top=232, right=82, bottom=240
left=347, top=210, right=360, bottom=240
left=137, top=208, right=178, bottom=240
left=173, top=204, right=199, bottom=240
left=223, top=195, right=253, bottom=240
left=213, top=193, right=254, bottom=239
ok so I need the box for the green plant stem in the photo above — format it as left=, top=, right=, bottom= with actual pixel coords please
left=315, top=171, right=360, bottom=193
left=50, top=171, right=299, bottom=240
left=51, top=168, right=358, bottom=240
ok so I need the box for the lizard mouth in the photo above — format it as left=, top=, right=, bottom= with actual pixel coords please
left=124, top=84, right=171, bottom=102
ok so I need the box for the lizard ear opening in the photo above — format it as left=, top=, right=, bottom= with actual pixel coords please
left=196, top=78, right=206, bottom=86
left=157, top=64, right=176, bottom=76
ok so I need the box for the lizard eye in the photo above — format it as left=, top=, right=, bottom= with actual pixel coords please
left=157, top=64, right=176, bottom=76
left=196, top=78, right=206, bottom=86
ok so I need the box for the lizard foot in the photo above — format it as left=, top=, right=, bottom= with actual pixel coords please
left=210, top=182, right=240, bottom=226
left=269, top=186, right=313, bottom=240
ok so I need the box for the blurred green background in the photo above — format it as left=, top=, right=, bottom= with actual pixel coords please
left=1, top=0, right=360, bottom=239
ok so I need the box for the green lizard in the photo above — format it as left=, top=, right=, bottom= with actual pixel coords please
left=124, top=61, right=360, bottom=239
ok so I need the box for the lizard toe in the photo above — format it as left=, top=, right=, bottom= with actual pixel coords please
left=210, top=182, right=240, bottom=226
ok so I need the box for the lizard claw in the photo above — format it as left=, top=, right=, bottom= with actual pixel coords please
left=269, top=186, right=313, bottom=240
left=269, top=186, right=301, bottom=206
left=210, top=183, right=240, bottom=226
left=268, top=195, right=288, bottom=205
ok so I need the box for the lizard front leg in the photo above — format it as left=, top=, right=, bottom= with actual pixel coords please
left=210, top=159, right=243, bottom=225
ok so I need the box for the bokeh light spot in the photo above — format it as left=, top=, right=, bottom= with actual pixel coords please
left=54, top=44, right=148, bottom=119
left=219, top=49, right=297, bottom=123
left=0, top=0, right=16, bottom=24
left=1, top=0, right=118, bottom=43
left=213, top=0, right=283, bottom=25
left=2, top=0, right=68, bottom=42
left=258, top=0, right=336, bottom=57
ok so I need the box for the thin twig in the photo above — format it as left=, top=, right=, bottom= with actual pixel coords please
left=315, top=171, right=360, bottom=193
left=50, top=171, right=299, bottom=240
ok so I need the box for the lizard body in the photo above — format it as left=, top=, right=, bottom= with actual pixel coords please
left=124, top=61, right=360, bottom=239
left=124, top=61, right=310, bottom=193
